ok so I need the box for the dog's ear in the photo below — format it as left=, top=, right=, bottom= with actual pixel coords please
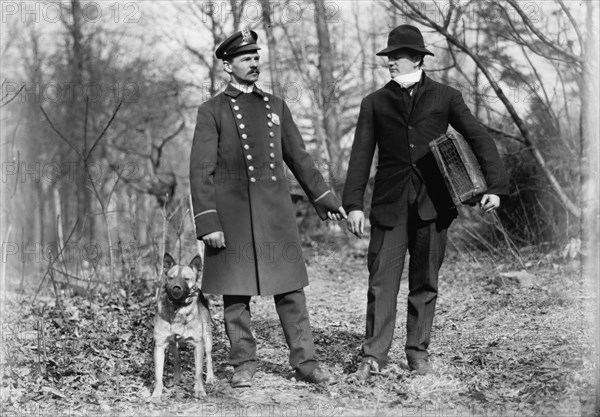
left=189, top=255, right=203, bottom=276
left=163, top=253, right=176, bottom=274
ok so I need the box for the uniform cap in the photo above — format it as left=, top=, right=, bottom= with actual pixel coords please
left=216, top=28, right=261, bottom=60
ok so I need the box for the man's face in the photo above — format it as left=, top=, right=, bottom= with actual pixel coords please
left=224, top=52, right=260, bottom=85
left=387, top=49, right=421, bottom=77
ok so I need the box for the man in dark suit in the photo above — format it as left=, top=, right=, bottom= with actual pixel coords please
left=343, top=25, right=509, bottom=379
left=190, top=29, right=346, bottom=387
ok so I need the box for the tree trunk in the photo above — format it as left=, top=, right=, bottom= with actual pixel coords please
left=260, top=0, right=280, bottom=92
left=69, top=0, right=94, bottom=242
left=580, top=4, right=599, bottom=407
left=314, top=0, right=341, bottom=188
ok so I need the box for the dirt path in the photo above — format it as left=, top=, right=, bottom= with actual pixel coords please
left=143, top=248, right=595, bottom=416
left=1, top=247, right=596, bottom=417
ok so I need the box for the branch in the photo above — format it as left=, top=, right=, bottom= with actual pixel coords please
left=84, top=95, right=89, bottom=155
left=498, top=6, right=577, bottom=67
left=32, top=219, right=80, bottom=304
left=556, top=0, right=584, bottom=53
left=85, top=101, right=123, bottom=161
left=505, top=0, right=582, bottom=65
left=484, top=125, right=525, bottom=145
left=152, top=121, right=186, bottom=169
left=39, top=105, right=82, bottom=158
left=0, top=84, right=24, bottom=108
left=185, top=44, right=211, bottom=68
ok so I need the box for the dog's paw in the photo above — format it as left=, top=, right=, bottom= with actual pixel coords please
left=205, top=374, right=216, bottom=385
left=194, top=388, right=207, bottom=399
left=149, top=392, right=162, bottom=403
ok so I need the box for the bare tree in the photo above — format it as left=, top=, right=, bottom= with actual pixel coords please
left=580, top=1, right=599, bottom=306
left=313, top=0, right=342, bottom=187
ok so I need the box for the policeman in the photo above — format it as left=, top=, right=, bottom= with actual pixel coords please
left=190, top=29, right=347, bottom=387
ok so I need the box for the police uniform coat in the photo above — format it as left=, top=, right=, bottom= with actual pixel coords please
left=342, top=74, right=509, bottom=226
left=190, top=84, right=340, bottom=296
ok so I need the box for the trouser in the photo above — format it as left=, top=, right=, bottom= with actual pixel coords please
left=223, top=288, right=318, bottom=378
left=362, top=181, right=448, bottom=366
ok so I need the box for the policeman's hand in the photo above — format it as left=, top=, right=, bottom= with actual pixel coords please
left=347, top=210, right=365, bottom=238
left=202, top=231, right=226, bottom=248
left=479, top=194, right=500, bottom=213
left=327, top=206, right=348, bottom=221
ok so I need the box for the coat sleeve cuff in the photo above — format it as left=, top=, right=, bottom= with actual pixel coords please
left=343, top=203, right=364, bottom=213
left=312, top=191, right=341, bottom=220
left=194, top=210, right=223, bottom=239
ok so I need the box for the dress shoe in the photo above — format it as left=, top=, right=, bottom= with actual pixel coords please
left=408, top=358, right=434, bottom=376
left=348, top=359, right=379, bottom=382
left=231, top=369, right=253, bottom=388
left=296, top=367, right=339, bottom=385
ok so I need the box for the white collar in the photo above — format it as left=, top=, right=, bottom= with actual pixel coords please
left=230, top=82, right=254, bottom=94
left=393, top=69, right=423, bottom=88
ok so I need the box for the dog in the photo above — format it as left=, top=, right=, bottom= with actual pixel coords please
left=151, top=253, right=215, bottom=400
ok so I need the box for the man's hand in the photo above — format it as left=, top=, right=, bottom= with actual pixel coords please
left=327, top=206, right=348, bottom=221
left=202, top=231, right=226, bottom=248
left=479, top=194, right=500, bottom=213
left=347, top=210, right=365, bottom=238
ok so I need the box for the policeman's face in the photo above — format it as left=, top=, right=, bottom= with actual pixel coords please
left=387, top=49, right=422, bottom=77
left=224, top=52, right=261, bottom=85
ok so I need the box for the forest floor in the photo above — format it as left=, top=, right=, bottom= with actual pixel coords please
left=1, top=241, right=598, bottom=417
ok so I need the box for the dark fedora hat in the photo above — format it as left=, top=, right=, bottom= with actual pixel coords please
left=376, top=24, right=434, bottom=57
left=215, top=28, right=261, bottom=60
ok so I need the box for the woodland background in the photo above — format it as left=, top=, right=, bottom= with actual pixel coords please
left=0, top=1, right=598, bottom=416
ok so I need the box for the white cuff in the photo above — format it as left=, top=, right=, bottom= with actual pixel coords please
left=194, top=209, right=217, bottom=219
left=314, top=190, right=331, bottom=203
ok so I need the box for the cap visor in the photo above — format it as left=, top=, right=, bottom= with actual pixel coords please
left=224, top=45, right=261, bottom=59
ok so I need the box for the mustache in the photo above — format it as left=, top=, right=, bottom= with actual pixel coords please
left=248, top=69, right=260, bottom=74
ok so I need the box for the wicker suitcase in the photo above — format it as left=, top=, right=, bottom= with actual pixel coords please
left=429, top=132, right=487, bottom=205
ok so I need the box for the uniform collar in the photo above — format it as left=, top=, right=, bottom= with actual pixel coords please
left=224, top=83, right=266, bottom=98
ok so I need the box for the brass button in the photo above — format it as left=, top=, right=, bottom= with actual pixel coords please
left=271, top=176, right=277, bottom=181
left=269, top=153, right=275, bottom=159
left=267, top=113, right=272, bottom=119
left=267, top=122, right=273, bottom=127
left=234, top=105, right=239, bottom=110
left=243, top=144, right=250, bottom=150
left=269, top=132, right=274, bottom=137
left=263, top=97, right=269, bottom=102
left=236, top=114, right=242, bottom=119
left=409, top=144, right=415, bottom=148
left=246, top=155, right=252, bottom=161
left=239, top=124, right=245, bottom=129
left=250, top=177, right=256, bottom=183
left=265, top=104, right=271, bottom=109
left=248, top=166, right=255, bottom=171
left=269, top=143, right=275, bottom=148
left=408, top=125, right=413, bottom=130
left=231, top=99, right=236, bottom=103
left=269, top=163, right=275, bottom=169
left=241, top=133, right=248, bottom=139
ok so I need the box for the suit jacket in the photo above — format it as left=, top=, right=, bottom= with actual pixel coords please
left=190, top=84, right=340, bottom=296
left=342, top=74, right=509, bottom=227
